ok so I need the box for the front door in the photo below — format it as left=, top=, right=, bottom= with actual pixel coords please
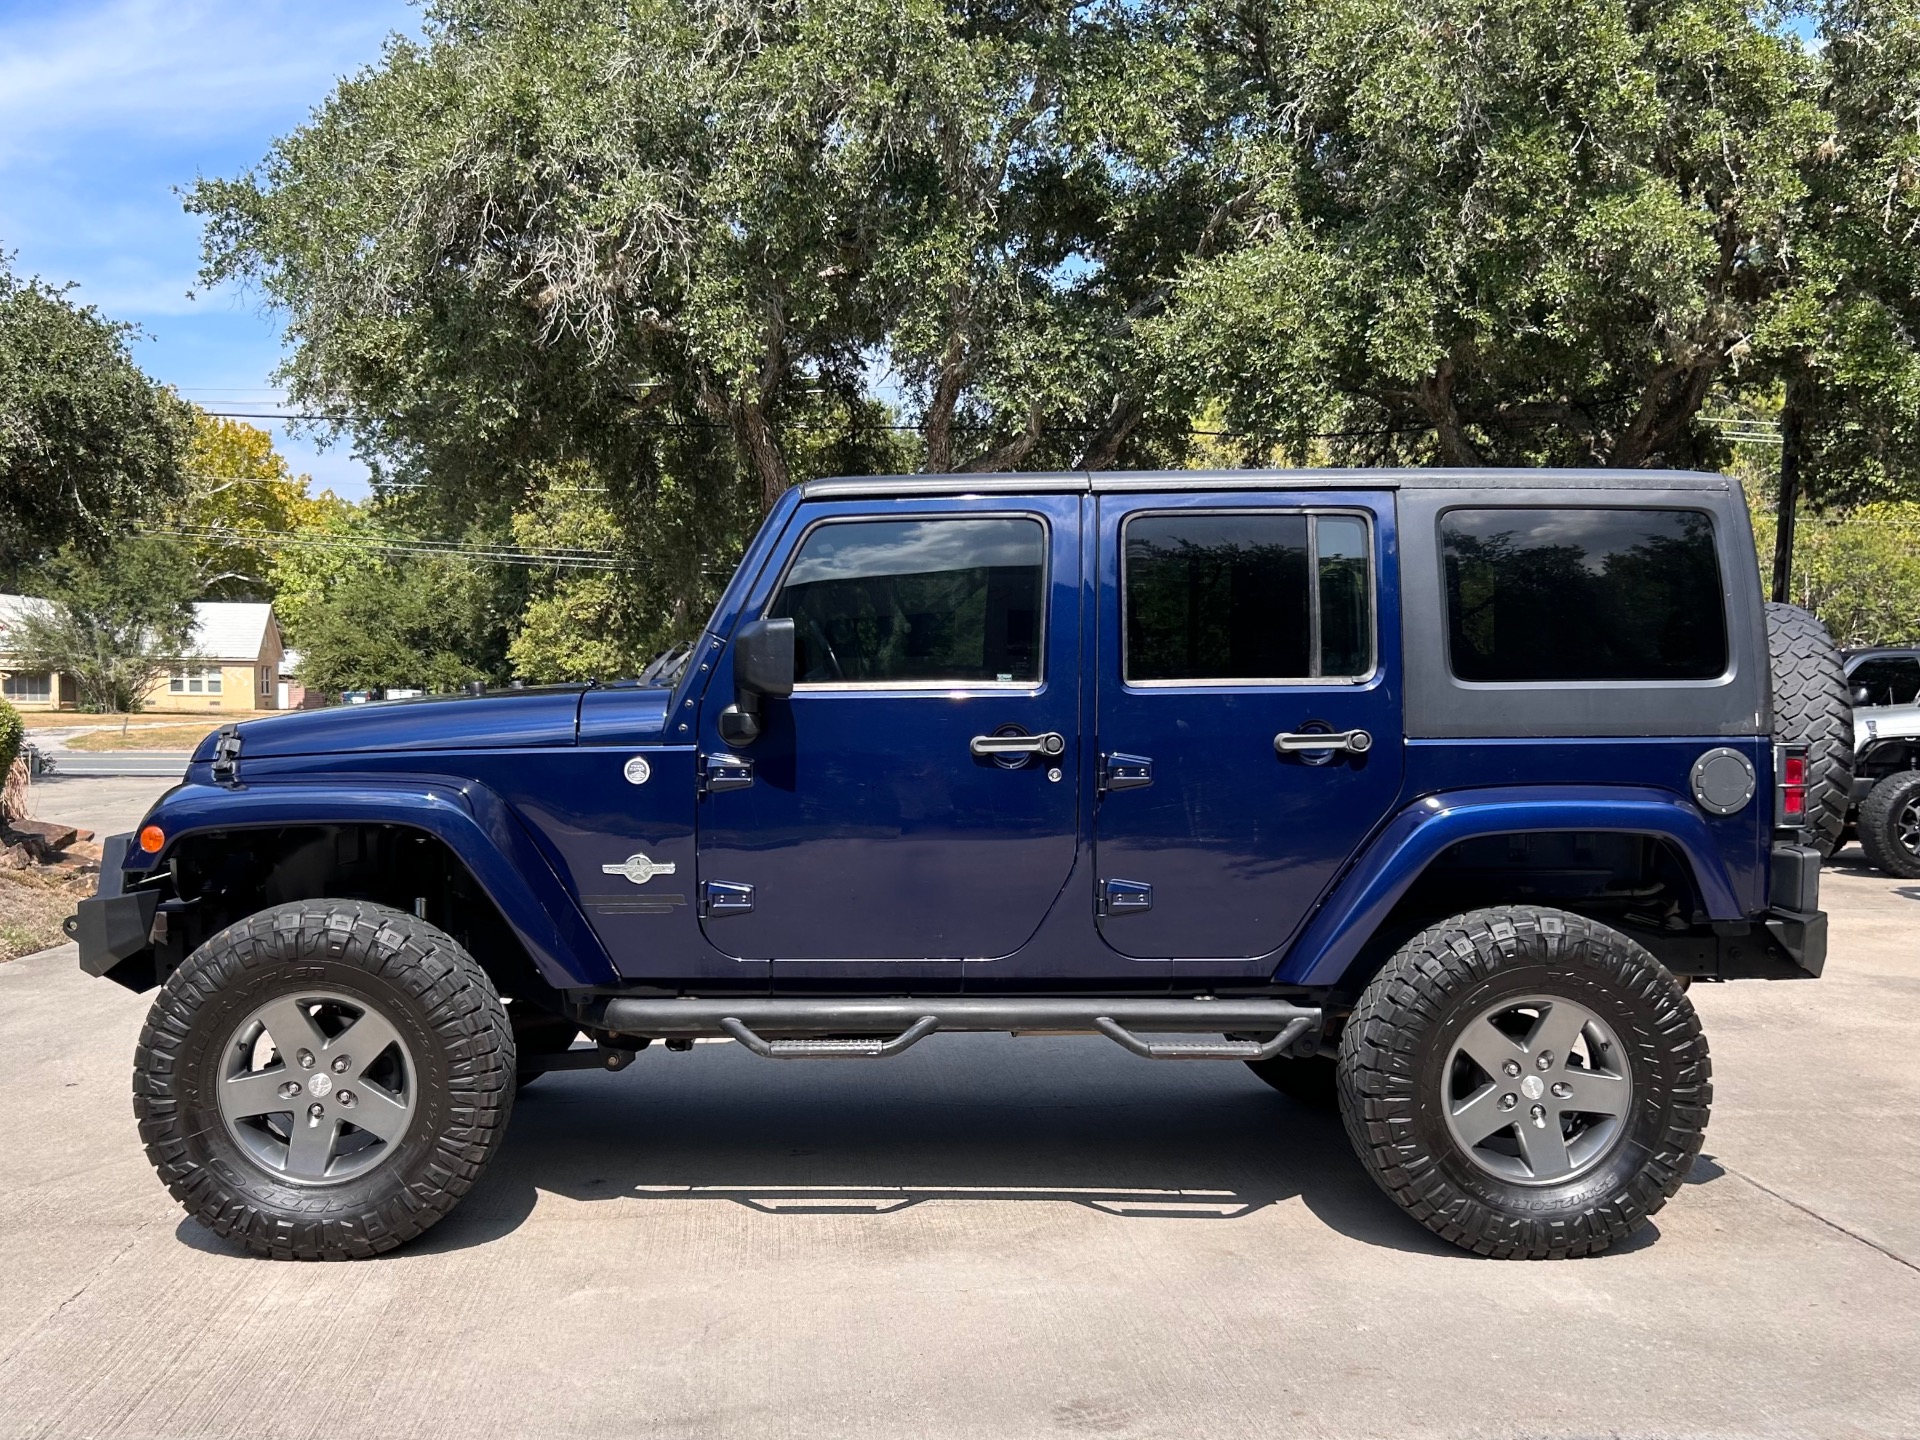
left=695, top=496, right=1082, bottom=982
left=1093, top=491, right=1404, bottom=971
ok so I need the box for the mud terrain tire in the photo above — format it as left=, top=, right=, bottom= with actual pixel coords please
left=1858, top=770, right=1920, bottom=879
left=1766, top=601, right=1853, bottom=856
left=133, top=901, right=515, bottom=1260
left=1338, top=906, right=1710, bottom=1259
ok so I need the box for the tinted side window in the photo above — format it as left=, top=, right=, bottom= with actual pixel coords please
left=1124, top=512, right=1373, bottom=682
left=1442, top=508, right=1728, bottom=683
left=769, top=517, right=1045, bottom=684
left=1850, top=656, right=1920, bottom=708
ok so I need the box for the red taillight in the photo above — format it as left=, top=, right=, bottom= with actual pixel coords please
left=1775, top=746, right=1809, bottom=828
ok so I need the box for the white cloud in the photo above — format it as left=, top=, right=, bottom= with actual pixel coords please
left=0, top=0, right=415, bottom=164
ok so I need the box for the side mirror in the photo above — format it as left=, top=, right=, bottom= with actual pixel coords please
left=718, top=617, right=795, bottom=746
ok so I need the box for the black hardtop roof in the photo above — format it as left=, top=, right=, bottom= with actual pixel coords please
left=799, top=467, right=1734, bottom=500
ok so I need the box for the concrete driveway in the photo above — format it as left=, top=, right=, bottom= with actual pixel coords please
left=1, top=864, right=1915, bottom=1439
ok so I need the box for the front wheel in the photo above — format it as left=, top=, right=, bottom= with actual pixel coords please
left=133, top=901, right=516, bottom=1259
left=1338, top=906, right=1710, bottom=1259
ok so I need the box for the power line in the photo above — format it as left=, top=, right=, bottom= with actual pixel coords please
left=137, top=523, right=636, bottom=572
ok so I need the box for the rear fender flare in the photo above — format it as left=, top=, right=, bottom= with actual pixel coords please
left=132, top=778, right=616, bottom=987
left=1276, top=785, right=1742, bottom=988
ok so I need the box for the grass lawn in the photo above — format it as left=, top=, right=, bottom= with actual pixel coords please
left=19, top=709, right=279, bottom=730
left=65, top=724, right=223, bottom=752
left=0, top=867, right=90, bottom=963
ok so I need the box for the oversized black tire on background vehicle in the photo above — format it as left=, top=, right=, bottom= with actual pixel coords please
left=1857, top=770, right=1920, bottom=879
left=1765, top=601, right=1853, bottom=857
left=133, top=901, right=515, bottom=1260
left=1337, top=906, right=1710, bottom=1259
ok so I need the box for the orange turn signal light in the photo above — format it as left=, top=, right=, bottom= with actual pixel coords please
left=138, top=825, right=165, bottom=855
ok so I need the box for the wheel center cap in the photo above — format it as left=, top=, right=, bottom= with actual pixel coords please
left=307, top=1072, right=333, bottom=1098
left=1520, top=1074, right=1545, bottom=1100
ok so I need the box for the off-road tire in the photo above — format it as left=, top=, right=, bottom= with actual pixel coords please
left=1858, top=770, right=1920, bottom=879
left=1246, top=1053, right=1339, bottom=1110
left=133, top=901, right=515, bottom=1260
left=1766, top=601, right=1853, bottom=856
left=1338, top=906, right=1710, bottom=1259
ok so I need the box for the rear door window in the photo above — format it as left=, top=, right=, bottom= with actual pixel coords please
left=1122, top=511, right=1373, bottom=683
left=1441, top=508, right=1728, bottom=683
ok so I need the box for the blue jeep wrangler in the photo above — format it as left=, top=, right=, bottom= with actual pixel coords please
left=73, top=468, right=1849, bottom=1261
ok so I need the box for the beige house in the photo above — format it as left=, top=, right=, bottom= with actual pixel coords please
left=0, top=595, right=286, bottom=713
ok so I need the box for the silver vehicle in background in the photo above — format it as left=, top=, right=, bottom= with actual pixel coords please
left=1843, top=647, right=1920, bottom=877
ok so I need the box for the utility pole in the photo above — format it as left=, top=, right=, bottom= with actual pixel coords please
left=1770, top=374, right=1806, bottom=605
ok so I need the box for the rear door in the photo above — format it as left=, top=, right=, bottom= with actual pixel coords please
left=694, top=495, right=1082, bottom=985
left=1092, top=490, right=1404, bottom=972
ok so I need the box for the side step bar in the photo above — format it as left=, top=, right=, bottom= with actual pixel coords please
left=583, top=996, right=1322, bottom=1063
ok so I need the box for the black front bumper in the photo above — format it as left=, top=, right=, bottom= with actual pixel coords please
left=69, top=833, right=161, bottom=991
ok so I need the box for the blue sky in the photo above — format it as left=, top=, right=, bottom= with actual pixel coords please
left=0, top=0, right=425, bottom=500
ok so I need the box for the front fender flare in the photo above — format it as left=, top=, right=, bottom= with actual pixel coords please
left=1276, top=785, right=1741, bottom=989
left=133, top=778, right=616, bottom=987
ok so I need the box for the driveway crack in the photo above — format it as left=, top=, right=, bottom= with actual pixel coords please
left=0, top=1217, right=162, bottom=1371
left=1719, top=1160, right=1920, bottom=1275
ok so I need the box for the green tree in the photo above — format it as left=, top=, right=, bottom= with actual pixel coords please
left=0, top=259, right=192, bottom=583
left=7, top=539, right=200, bottom=712
left=1147, top=0, right=1828, bottom=469
left=166, top=411, right=316, bottom=599
left=187, top=0, right=1244, bottom=657
left=290, top=554, right=501, bottom=696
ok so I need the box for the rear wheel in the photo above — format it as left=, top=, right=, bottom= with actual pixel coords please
left=1338, top=906, right=1710, bottom=1259
left=1858, top=770, right=1920, bottom=879
left=134, top=900, right=515, bottom=1260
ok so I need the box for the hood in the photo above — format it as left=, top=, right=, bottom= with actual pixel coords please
left=1857, top=704, right=1920, bottom=747
left=197, top=688, right=585, bottom=761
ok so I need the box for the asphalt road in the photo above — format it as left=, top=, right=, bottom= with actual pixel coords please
left=42, top=751, right=191, bottom=779
left=1, top=861, right=1916, bottom=1438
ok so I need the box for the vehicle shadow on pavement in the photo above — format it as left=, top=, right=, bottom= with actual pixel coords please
left=377, top=1039, right=1665, bottom=1262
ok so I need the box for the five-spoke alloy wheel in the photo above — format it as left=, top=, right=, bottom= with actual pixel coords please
left=216, top=990, right=418, bottom=1184
left=135, top=901, right=515, bottom=1260
left=1339, top=905, right=1711, bottom=1259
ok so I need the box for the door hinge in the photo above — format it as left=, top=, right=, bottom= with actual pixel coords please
left=698, top=753, right=754, bottom=795
left=1099, top=879, right=1153, bottom=916
left=1098, top=753, right=1153, bottom=795
left=701, top=880, right=756, bottom=917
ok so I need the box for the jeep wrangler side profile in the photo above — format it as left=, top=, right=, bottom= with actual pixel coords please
left=73, top=468, right=1847, bottom=1261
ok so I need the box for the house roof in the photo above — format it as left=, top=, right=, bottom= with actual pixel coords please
left=188, top=602, right=275, bottom=661
left=0, top=595, right=275, bottom=662
left=0, top=593, right=55, bottom=645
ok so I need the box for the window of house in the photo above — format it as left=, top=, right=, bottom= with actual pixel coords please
left=1123, top=511, right=1374, bottom=683
left=1849, top=655, right=1920, bottom=709
left=1, top=672, right=52, bottom=704
left=169, top=667, right=224, bottom=695
left=259, top=666, right=272, bottom=697
left=767, top=516, right=1047, bottom=685
left=1442, top=508, right=1728, bottom=683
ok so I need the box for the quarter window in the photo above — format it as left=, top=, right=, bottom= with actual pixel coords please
left=1123, top=512, right=1374, bottom=683
left=768, top=516, right=1046, bottom=685
left=1442, top=508, right=1728, bottom=683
